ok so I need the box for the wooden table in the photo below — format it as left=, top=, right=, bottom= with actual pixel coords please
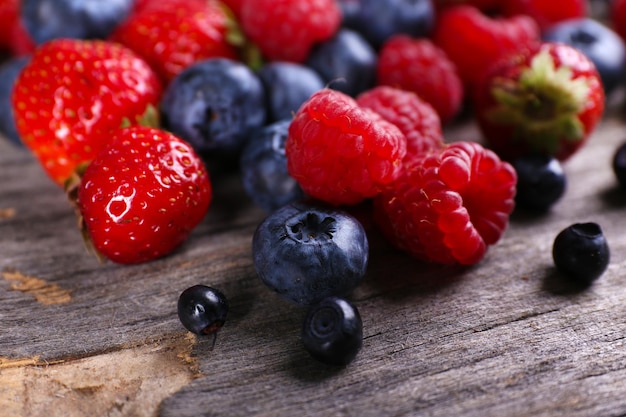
left=2, top=104, right=626, bottom=417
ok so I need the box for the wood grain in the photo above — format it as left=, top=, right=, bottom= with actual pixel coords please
left=2, top=112, right=626, bottom=416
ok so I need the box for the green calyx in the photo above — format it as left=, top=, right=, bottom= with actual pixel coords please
left=120, top=104, right=160, bottom=129
left=487, top=49, right=591, bottom=155
left=219, top=2, right=265, bottom=71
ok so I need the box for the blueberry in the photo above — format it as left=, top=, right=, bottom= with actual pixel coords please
left=512, top=154, right=567, bottom=212
left=252, top=201, right=369, bottom=306
left=552, top=222, right=610, bottom=284
left=177, top=285, right=229, bottom=346
left=161, top=58, right=267, bottom=156
left=0, top=56, right=30, bottom=146
left=542, top=18, right=626, bottom=95
left=240, top=120, right=304, bottom=212
left=307, top=29, right=377, bottom=97
left=302, top=296, right=363, bottom=366
left=612, top=141, right=626, bottom=188
left=337, top=0, right=435, bottom=49
left=257, top=62, right=325, bottom=123
left=21, top=0, right=135, bottom=44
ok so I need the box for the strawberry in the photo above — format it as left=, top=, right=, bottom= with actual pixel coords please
left=11, top=39, right=162, bottom=186
left=0, top=0, right=20, bottom=52
left=612, top=0, right=626, bottom=43
left=109, top=0, right=240, bottom=84
left=0, top=0, right=35, bottom=56
left=474, top=41, right=605, bottom=162
left=432, top=5, right=540, bottom=96
left=75, top=126, right=212, bottom=264
left=434, top=0, right=502, bottom=12
left=221, top=0, right=244, bottom=17
left=500, top=0, right=587, bottom=32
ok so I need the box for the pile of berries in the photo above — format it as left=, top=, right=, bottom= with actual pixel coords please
left=0, top=0, right=621, bottom=365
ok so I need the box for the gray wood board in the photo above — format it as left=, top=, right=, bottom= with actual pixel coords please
left=2, top=116, right=626, bottom=417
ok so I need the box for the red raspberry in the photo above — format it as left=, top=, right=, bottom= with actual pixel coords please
left=376, top=35, right=463, bottom=123
left=500, top=0, right=587, bottom=32
left=286, top=89, right=407, bottom=206
left=356, top=86, right=444, bottom=164
left=374, top=141, right=517, bottom=265
left=432, top=5, right=540, bottom=95
left=239, top=0, right=341, bottom=63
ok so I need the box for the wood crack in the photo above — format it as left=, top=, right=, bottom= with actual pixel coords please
left=0, top=331, right=195, bottom=369
left=471, top=308, right=561, bottom=333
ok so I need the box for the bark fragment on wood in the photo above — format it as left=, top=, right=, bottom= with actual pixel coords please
left=0, top=334, right=198, bottom=417
left=2, top=270, right=72, bottom=304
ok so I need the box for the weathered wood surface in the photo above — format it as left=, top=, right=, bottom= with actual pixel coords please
left=3, top=109, right=626, bottom=417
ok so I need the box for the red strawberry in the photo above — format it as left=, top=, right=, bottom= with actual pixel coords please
left=434, top=0, right=502, bottom=12
left=356, top=86, right=444, bottom=164
left=11, top=39, right=162, bottom=186
left=221, top=0, right=244, bottom=17
left=110, top=0, right=239, bottom=84
left=239, top=0, right=341, bottom=63
left=9, top=21, right=36, bottom=56
left=75, top=126, right=212, bottom=264
left=474, top=41, right=605, bottom=162
left=376, top=35, right=464, bottom=123
left=286, top=89, right=407, bottom=206
left=500, top=0, right=587, bottom=32
left=374, top=141, right=517, bottom=266
left=612, top=0, right=626, bottom=43
left=0, top=0, right=35, bottom=56
left=432, top=5, right=540, bottom=96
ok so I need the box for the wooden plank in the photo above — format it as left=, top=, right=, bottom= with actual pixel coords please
left=2, top=112, right=626, bottom=416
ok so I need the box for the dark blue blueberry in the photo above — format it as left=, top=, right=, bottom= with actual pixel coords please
left=552, top=222, right=610, bottom=284
left=302, top=296, right=363, bottom=366
left=542, top=18, right=626, bottom=95
left=240, top=120, right=304, bottom=212
left=306, top=29, right=377, bottom=97
left=337, top=0, right=435, bottom=49
left=0, top=56, right=30, bottom=146
left=257, top=62, right=324, bottom=123
left=512, top=155, right=567, bottom=212
left=177, top=285, right=229, bottom=346
left=252, top=201, right=369, bottom=306
left=612, top=141, right=626, bottom=188
left=21, top=0, right=135, bottom=44
left=161, top=58, right=267, bottom=156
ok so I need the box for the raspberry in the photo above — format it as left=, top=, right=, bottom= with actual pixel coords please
left=373, top=141, right=517, bottom=265
left=376, top=35, right=464, bottom=123
left=286, top=89, right=407, bottom=206
left=356, top=86, right=444, bottom=164
left=239, top=0, right=341, bottom=63
left=432, top=5, right=540, bottom=95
